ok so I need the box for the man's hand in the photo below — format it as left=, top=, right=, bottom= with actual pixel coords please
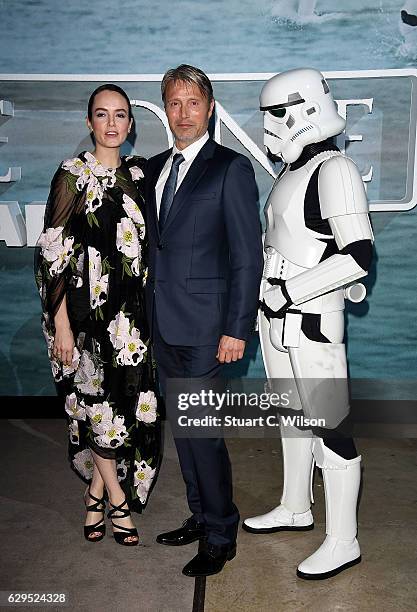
left=216, top=335, right=246, bottom=364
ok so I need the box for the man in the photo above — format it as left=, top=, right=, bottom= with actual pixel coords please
left=145, top=65, right=263, bottom=577
left=242, top=68, right=374, bottom=580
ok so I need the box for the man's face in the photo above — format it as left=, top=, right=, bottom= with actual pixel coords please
left=164, top=80, right=214, bottom=149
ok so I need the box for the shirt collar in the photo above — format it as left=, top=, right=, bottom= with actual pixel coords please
left=172, top=132, right=209, bottom=162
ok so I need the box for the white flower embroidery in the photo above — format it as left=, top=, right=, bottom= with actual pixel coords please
left=88, top=247, right=109, bottom=309
left=129, top=165, right=144, bottom=181
left=117, top=459, right=128, bottom=482
left=116, top=217, right=140, bottom=259
left=94, top=415, right=128, bottom=448
left=65, top=392, right=86, bottom=421
left=62, top=152, right=116, bottom=215
left=131, top=256, right=141, bottom=277
left=136, top=391, right=157, bottom=423
left=108, top=312, right=147, bottom=365
left=107, top=311, right=131, bottom=350
left=116, top=327, right=147, bottom=366
left=73, top=448, right=94, bottom=479
left=84, top=151, right=110, bottom=178
left=134, top=460, right=156, bottom=504
left=37, top=226, right=64, bottom=260
left=122, top=194, right=145, bottom=235
left=52, top=363, right=61, bottom=380
left=142, top=267, right=148, bottom=287
left=84, top=178, right=105, bottom=213
left=37, top=227, right=74, bottom=276
left=62, top=157, right=85, bottom=176
left=49, top=236, right=75, bottom=276
left=62, top=346, right=81, bottom=377
left=75, top=166, right=94, bottom=190
left=41, top=319, right=54, bottom=352
left=44, top=340, right=63, bottom=380
left=88, top=246, right=100, bottom=277
left=84, top=400, right=114, bottom=432
left=69, top=420, right=80, bottom=445
left=74, top=350, right=104, bottom=396
left=73, top=250, right=84, bottom=288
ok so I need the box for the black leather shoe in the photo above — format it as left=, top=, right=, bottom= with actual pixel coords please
left=156, top=517, right=206, bottom=546
left=182, top=543, right=237, bottom=577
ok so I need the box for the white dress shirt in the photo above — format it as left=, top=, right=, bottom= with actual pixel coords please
left=155, top=132, right=209, bottom=218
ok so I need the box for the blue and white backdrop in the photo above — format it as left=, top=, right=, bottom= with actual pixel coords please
left=0, top=0, right=416, bottom=400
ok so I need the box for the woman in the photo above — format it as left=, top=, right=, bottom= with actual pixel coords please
left=35, top=84, right=161, bottom=546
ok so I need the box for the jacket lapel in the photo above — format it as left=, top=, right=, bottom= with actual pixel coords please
left=161, top=139, right=216, bottom=236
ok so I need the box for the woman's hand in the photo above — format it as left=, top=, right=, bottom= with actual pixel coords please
left=53, top=296, right=74, bottom=366
left=53, top=323, right=75, bottom=366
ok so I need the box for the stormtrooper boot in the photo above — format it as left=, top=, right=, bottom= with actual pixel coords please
left=243, top=435, right=314, bottom=533
left=297, top=438, right=362, bottom=580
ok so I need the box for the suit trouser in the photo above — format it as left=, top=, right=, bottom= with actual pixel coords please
left=153, top=317, right=239, bottom=547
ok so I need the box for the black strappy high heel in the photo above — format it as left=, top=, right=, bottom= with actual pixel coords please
left=107, top=498, right=139, bottom=546
left=84, top=488, right=106, bottom=542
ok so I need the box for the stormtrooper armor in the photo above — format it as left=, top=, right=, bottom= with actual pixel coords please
left=242, top=68, right=374, bottom=580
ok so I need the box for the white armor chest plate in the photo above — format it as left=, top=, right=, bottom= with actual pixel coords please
left=264, top=151, right=341, bottom=271
left=262, top=151, right=344, bottom=314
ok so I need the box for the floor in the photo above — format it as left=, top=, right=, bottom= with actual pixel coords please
left=1, top=420, right=416, bottom=612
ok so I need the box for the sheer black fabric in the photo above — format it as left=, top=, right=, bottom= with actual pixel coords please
left=35, top=152, right=162, bottom=513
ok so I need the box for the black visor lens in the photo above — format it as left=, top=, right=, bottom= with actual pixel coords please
left=269, top=107, right=287, bottom=119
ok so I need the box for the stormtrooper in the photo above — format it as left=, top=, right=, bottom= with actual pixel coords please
left=242, top=68, right=374, bottom=580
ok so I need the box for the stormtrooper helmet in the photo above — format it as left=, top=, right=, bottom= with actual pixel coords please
left=260, top=68, right=346, bottom=164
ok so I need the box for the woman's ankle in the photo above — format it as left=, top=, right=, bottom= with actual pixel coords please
left=108, top=488, right=127, bottom=506
left=88, top=483, right=105, bottom=499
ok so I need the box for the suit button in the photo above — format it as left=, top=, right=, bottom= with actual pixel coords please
left=157, top=243, right=163, bottom=250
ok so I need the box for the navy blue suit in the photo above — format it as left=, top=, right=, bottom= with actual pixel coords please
left=145, top=138, right=263, bottom=547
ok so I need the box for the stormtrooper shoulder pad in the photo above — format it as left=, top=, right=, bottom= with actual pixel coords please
left=319, top=156, right=369, bottom=218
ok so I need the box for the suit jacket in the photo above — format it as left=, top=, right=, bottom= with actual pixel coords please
left=145, top=138, right=263, bottom=346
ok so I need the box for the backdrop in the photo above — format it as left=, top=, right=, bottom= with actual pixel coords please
left=0, top=0, right=416, bottom=401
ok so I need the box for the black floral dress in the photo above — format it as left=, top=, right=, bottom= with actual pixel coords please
left=35, top=151, right=161, bottom=513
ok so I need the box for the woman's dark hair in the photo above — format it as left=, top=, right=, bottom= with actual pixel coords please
left=87, top=83, right=133, bottom=120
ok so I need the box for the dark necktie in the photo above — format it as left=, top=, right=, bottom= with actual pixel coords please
left=159, top=153, right=184, bottom=231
